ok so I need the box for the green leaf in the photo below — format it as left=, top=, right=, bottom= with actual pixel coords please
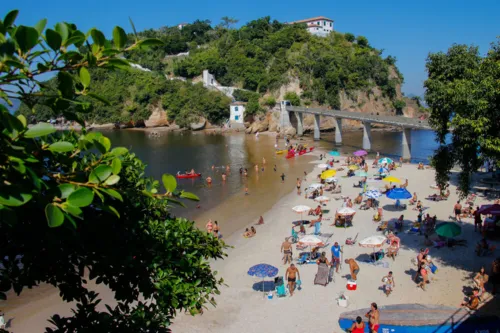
left=45, top=204, right=64, bottom=228
left=5, top=59, right=25, bottom=70
left=17, top=114, right=27, bottom=127
left=113, top=26, right=127, bottom=49
left=45, top=29, right=62, bottom=51
left=111, top=158, right=122, bottom=175
left=180, top=191, right=200, bottom=201
left=90, top=28, right=105, bottom=47
left=102, top=204, right=120, bottom=218
left=34, top=18, right=47, bottom=34
left=24, top=123, right=56, bottom=138
left=14, top=26, right=39, bottom=53
left=58, top=184, right=76, bottom=199
left=100, top=188, right=123, bottom=201
left=162, top=174, right=177, bottom=193
left=110, top=147, right=128, bottom=156
left=104, top=175, right=120, bottom=186
left=129, top=17, right=138, bottom=41
left=48, top=141, right=74, bottom=153
left=63, top=32, right=85, bottom=47
left=106, top=58, right=130, bottom=70
left=67, top=187, right=94, bottom=207
left=87, top=93, right=111, bottom=105
left=0, top=192, right=32, bottom=207
left=79, top=67, right=90, bottom=88
left=91, top=165, right=112, bottom=183
left=62, top=203, right=83, bottom=219
left=98, top=136, right=111, bottom=153
left=57, top=71, right=74, bottom=98
left=55, top=22, right=69, bottom=41
left=137, top=38, right=164, bottom=49
left=3, top=10, right=19, bottom=28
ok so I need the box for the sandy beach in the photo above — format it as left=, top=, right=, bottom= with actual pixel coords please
left=172, top=148, right=500, bottom=333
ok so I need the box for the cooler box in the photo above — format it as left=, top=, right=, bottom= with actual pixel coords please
left=346, top=281, right=357, bottom=290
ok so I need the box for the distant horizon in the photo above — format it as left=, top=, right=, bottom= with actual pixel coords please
left=2, top=0, right=499, bottom=96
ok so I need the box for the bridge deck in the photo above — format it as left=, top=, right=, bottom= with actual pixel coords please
left=286, top=106, right=431, bottom=130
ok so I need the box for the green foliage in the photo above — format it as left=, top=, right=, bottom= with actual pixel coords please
left=356, top=36, right=369, bottom=48
left=393, top=99, right=406, bottom=114
left=424, top=39, right=500, bottom=196
left=284, top=91, right=301, bottom=106
left=1, top=10, right=226, bottom=332
left=263, top=96, right=277, bottom=108
left=245, top=96, right=263, bottom=115
left=344, top=32, right=355, bottom=42
left=233, top=89, right=260, bottom=102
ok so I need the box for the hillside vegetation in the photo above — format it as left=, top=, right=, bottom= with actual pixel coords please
left=19, top=16, right=404, bottom=126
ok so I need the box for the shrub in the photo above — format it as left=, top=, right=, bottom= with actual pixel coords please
left=263, top=96, right=277, bottom=108
left=284, top=91, right=300, bottom=106
left=344, top=33, right=355, bottom=42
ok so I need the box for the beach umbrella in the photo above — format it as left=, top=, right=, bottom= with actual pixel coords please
left=378, top=157, right=393, bottom=165
left=366, top=178, right=381, bottom=183
left=337, top=207, right=356, bottom=216
left=383, top=176, right=401, bottom=183
left=348, top=165, right=359, bottom=171
left=248, top=263, right=279, bottom=294
left=328, top=151, right=341, bottom=157
left=386, top=188, right=412, bottom=200
left=321, top=169, right=336, bottom=179
left=314, top=196, right=330, bottom=204
left=353, top=150, right=368, bottom=156
left=365, top=189, right=382, bottom=199
left=325, top=177, right=338, bottom=183
left=307, top=183, right=324, bottom=190
left=355, top=171, right=368, bottom=177
left=435, top=222, right=462, bottom=238
left=477, top=204, right=500, bottom=215
left=378, top=167, right=388, bottom=174
left=317, top=163, right=329, bottom=169
left=359, top=235, right=386, bottom=248
left=292, top=204, right=311, bottom=219
left=298, top=235, right=325, bottom=247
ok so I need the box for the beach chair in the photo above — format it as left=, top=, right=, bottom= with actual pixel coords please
left=0, top=314, right=4, bottom=329
left=314, top=263, right=329, bottom=286
left=291, top=228, right=299, bottom=243
left=297, top=253, right=309, bottom=265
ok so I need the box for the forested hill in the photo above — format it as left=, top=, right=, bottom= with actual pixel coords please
left=19, top=16, right=407, bottom=126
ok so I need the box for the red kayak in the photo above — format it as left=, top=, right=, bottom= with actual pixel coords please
left=286, top=147, right=314, bottom=159
left=176, top=173, right=202, bottom=179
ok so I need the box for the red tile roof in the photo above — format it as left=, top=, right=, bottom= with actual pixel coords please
left=290, top=16, right=334, bottom=24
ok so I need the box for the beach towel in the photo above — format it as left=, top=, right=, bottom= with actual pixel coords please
left=314, top=263, right=329, bottom=286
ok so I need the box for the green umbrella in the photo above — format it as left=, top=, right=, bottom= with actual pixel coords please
left=435, top=222, right=461, bottom=238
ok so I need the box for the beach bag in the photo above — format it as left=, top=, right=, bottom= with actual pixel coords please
left=430, top=262, right=438, bottom=274
left=296, top=279, right=302, bottom=290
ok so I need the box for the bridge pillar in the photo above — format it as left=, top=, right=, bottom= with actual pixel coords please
left=334, top=117, right=342, bottom=144
left=401, top=127, right=412, bottom=160
left=279, top=102, right=291, bottom=128
left=295, top=112, right=303, bottom=136
left=362, top=122, right=372, bottom=151
left=313, top=114, right=320, bottom=141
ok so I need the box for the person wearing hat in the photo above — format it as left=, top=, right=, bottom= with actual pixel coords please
left=331, top=242, right=343, bottom=274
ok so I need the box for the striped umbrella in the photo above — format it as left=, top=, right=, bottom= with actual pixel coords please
left=365, top=189, right=382, bottom=199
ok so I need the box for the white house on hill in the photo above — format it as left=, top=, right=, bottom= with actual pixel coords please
left=229, top=102, right=246, bottom=125
left=289, top=16, right=334, bottom=37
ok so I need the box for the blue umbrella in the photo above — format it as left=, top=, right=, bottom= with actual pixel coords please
left=386, top=188, right=412, bottom=200
left=328, top=151, right=341, bottom=157
left=378, top=167, right=388, bottom=174
left=248, top=264, right=279, bottom=294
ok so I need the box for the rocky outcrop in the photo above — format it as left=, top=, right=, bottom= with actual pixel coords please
left=245, top=115, right=269, bottom=133
left=145, top=104, right=169, bottom=128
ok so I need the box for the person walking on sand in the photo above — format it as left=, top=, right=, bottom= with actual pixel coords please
left=382, top=271, right=395, bottom=297
left=296, top=178, right=302, bottom=195
left=262, top=157, right=266, bottom=165
left=273, top=164, right=277, bottom=172
left=281, top=238, right=293, bottom=264
left=454, top=201, right=462, bottom=221
left=365, top=303, right=380, bottom=333
left=474, top=207, right=482, bottom=232
left=345, top=258, right=360, bottom=281
left=417, top=262, right=429, bottom=291
left=285, top=264, right=300, bottom=296
left=331, top=242, right=342, bottom=273
left=280, top=173, right=285, bottom=183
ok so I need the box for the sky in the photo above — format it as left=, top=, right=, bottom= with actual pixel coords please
left=3, top=0, right=499, bottom=96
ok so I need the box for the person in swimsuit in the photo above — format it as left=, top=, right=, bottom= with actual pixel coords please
left=205, top=219, right=213, bottom=233
left=382, top=271, right=395, bottom=297
left=454, top=201, right=462, bottom=221
left=250, top=226, right=256, bottom=235
left=345, top=258, right=360, bottom=281
left=417, top=262, right=429, bottom=291
left=206, top=176, right=212, bottom=185
left=316, top=252, right=330, bottom=265
left=365, top=303, right=380, bottom=333
left=285, top=264, right=300, bottom=296
left=273, top=165, right=277, bottom=172
left=296, top=178, right=301, bottom=195
left=346, top=316, right=365, bottom=333
left=281, top=238, right=293, bottom=264
left=222, top=173, right=226, bottom=181
left=474, top=266, right=488, bottom=293
left=460, top=288, right=480, bottom=310
left=256, top=216, right=264, bottom=225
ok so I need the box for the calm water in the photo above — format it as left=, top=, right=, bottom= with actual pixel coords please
left=102, top=129, right=439, bottom=235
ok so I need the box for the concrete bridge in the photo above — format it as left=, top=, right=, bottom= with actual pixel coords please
left=280, top=104, right=432, bottom=159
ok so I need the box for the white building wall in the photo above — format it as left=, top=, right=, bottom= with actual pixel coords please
left=230, top=105, right=245, bottom=123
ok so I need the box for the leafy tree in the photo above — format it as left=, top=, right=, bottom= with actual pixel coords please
left=263, top=96, right=276, bottom=108
left=356, top=36, right=369, bottom=48
left=0, top=10, right=226, bottom=332
left=245, top=96, right=263, bottom=115
left=393, top=99, right=406, bottom=115
left=220, top=16, right=239, bottom=30
left=284, top=92, right=301, bottom=106
left=344, top=32, right=355, bottom=42
left=424, top=40, right=500, bottom=195
left=233, top=89, right=260, bottom=102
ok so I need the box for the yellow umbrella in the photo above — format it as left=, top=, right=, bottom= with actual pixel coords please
left=383, top=176, right=401, bottom=183
left=321, top=169, right=336, bottom=179
left=348, top=165, right=359, bottom=171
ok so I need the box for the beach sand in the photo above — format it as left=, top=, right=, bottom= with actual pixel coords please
left=171, top=150, right=500, bottom=333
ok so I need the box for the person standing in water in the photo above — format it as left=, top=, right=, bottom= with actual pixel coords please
left=222, top=173, right=226, bottom=181
left=296, top=178, right=301, bottom=195
left=262, top=157, right=266, bottom=165
left=281, top=173, right=285, bottom=183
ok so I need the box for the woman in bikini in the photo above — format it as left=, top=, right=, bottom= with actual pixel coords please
left=346, top=316, right=365, bottom=333
left=205, top=219, right=214, bottom=233
left=474, top=266, right=488, bottom=293
left=296, top=178, right=301, bottom=195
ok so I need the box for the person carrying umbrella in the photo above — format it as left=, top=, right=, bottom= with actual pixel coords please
left=285, top=264, right=301, bottom=296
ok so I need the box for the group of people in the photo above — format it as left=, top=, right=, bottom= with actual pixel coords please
left=205, top=219, right=222, bottom=239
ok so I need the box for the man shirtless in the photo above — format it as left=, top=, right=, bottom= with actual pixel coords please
left=285, top=264, right=300, bottom=296
left=281, top=238, right=293, bottom=264
left=453, top=201, right=462, bottom=221
left=345, top=258, right=360, bottom=280
left=365, top=302, right=380, bottom=333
